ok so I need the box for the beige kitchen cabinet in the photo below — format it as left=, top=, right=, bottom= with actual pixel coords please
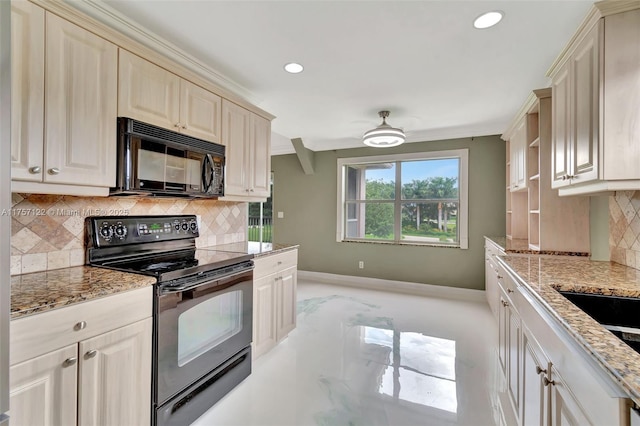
left=549, top=7, right=640, bottom=196
left=252, top=250, right=298, bottom=360
left=10, top=287, right=152, bottom=426
left=11, top=5, right=117, bottom=196
left=221, top=100, right=271, bottom=200
left=118, top=49, right=222, bottom=144
left=487, top=255, right=630, bottom=426
left=484, top=238, right=505, bottom=322
left=9, top=344, right=77, bottom=426
left=510, top=117, right=528, bottom=192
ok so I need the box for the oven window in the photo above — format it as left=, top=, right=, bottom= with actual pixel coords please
left=177, top=290, right=243, bottom=366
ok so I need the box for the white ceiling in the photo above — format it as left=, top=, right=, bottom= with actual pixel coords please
left=97, top=0, right=593, bottom=155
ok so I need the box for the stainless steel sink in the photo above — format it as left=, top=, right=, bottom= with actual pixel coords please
left=559, top=291, right=640, bottom=353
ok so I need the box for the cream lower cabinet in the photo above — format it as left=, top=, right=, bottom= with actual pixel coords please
left=221, top=100, right=271, bottom=201
left=11, top=2, right=117, bottom=196
left=252, top=250, right=298, bottom=360
left=9, top=287, right=152, bottom=426
left=489, top=258, right=629, bottom=426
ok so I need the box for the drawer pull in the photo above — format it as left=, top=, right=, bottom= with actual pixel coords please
left=62, top=357, right=77, bottom=367
left=29, top=166, right=41, bottom=174
left=543, top=377, right=555, bottom=387
left=497, top=275, right=503, bottom=279
left=277, top=261, right=282, bottom=265
left=85, top=350, right=98, bottom=359
left=74, top=321, right=87, bottom=331
left=536, top=366, right=547, bottom=375
left=507, top=288, right=514, bottom=294
left=48, top=167, right=60, bottom=175
left=501, top=300, right=509, bottom=307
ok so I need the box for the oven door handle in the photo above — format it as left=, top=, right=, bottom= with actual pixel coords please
left=160, top=266, right=253, bottom=294
left=201, top=154, right=213, bottom=193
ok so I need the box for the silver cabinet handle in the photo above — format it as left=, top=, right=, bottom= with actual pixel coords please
left=497, top=274, right=503, bottom=279
left=85, top=350, right=98, bottom=359
left=507, top=288, right=514, bottom=293
left=48, top=168, right=60, bottom=175
left=543, top=377, right=555, bottom=387
left=74, top=321, right=87, bottom=331
left=174, top=123, right=181, bottom=128
left=561, top=175, right=567, bottom=181
left=536, top=366, right=547, bottom=375
left=250, top=189, right=254, bottom=192
left=29, top=166, right=41, bottom=174
left=181, top=125, right=187, bottom=129
left=63, top=357, right=77, bottom=367
left=277, top=261, right=282, bottom=265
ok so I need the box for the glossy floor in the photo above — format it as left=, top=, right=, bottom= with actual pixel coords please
left=193, top=280, right=498, bottom=426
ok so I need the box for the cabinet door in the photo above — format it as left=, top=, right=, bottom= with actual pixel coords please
left=222, top=100, right=251, bottom=195
left=522, top=326, right=549, bottom=426
left=253, top=274, right=277, bottom=359
left=511, top=119, right=527, bottom=191
left=118, top=49, right=180, bottom=131
left=249, top=114, right=272, bottom=198
left=552, top=62, right=572, bottom=188
left=498, top=293, right=509, bottom=376
left=570, top=22, right=600, bottom=185
left=507, top=300, right=522, bottom=420
left=180, top=79, right=221, bottom=143
left=603, top=9, right=640, bottom=181
left=45, top=13, right=117, bottom=187
left=276, top=267, right=297, bottom=340
left=549, top=366, right=591, bottom=426
left=485, top=252, right=499, bottom=319
left=78, top=318, right=152, bottom=426
left=9, top=344, right=77, bottom=426
left=10, top=1, right=44, bottom=182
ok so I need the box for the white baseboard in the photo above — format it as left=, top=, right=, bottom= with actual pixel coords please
left=297, top=270, right=486, bottom=303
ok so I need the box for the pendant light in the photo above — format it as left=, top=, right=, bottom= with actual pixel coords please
left=363, top=111, right=406, bottom=148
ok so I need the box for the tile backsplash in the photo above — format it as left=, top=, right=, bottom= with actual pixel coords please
left=10, top=193, right=247, bottom=275
left=609, top=191, right=640, bottom=269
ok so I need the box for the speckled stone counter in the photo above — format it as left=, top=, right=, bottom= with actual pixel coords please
left=11, top=266, right=156, bottom=320
left=498, top=253, right=640, bottom=405
left=486, top=235, right=589, bottom=256
left=202, top=242, right=299, bottom=258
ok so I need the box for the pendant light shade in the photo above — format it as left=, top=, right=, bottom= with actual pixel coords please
left=363, top=111, right=405, bottom=148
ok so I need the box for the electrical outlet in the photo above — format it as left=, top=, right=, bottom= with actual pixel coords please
left=358, top=261, right=364, bottom=269
left=277, top=211, right=284, bottom=219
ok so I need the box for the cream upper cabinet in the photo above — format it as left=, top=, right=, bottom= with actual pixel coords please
left=222, top=99, right=271, bottom=200
left=550, top=8, right=640, bottom=195
left=11, top=6, right=117, bottom=195
left=10, top=0, right=44, bottom=183
left=118, top=50, right=222, bottom=144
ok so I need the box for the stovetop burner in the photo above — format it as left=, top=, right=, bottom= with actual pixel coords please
left=138, top=258, right=199, bottom=273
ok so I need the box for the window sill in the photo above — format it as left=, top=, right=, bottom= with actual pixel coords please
left=341, top=239, right=462, bottom=249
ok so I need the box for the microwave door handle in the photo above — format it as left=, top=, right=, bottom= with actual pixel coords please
left=202, top=154, right=213, bottom=192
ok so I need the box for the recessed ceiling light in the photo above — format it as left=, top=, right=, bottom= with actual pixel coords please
left=284, top=62, right=304, bottom=74
left=473, top=11, right=504, bottom=29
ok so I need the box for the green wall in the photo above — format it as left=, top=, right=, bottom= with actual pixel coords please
left=271, top=136, right=506, bottom=291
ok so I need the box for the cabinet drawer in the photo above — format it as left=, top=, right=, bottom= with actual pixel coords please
left=11, top=286, right=152, bottom=365
left=496, top=261, right=518, bottom=297
left=254, top=250, right=298, bottom=279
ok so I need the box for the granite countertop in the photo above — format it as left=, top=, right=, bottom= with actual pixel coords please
left=201, top=242, right=299, bottom=258
left=495, top=250, right=640, bottom=405
left=486, top=235, right=589, bottom=256
left=11, top=266, right=156, bottom=320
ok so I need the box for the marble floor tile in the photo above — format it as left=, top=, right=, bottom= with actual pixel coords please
left=193, top=280, right=498, bottom=426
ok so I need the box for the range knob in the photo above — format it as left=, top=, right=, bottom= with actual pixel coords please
left=99, top=224, right=113, bottom=240
left=181, top=222, right=189, bottom=231
left=189, top=220, right=198, bottom=233
left=114, top=224, right=128, bottom=239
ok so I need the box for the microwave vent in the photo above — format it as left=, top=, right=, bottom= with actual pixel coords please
left=125, top=118, right=225, bottom=156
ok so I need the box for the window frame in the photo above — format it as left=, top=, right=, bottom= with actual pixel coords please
left=336, top=149, right=469, bottom=249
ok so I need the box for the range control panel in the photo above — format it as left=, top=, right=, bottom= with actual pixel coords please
left=87, top=215, right=199, bottom=247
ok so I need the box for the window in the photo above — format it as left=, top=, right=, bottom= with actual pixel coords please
left=337, top=150, right=468, bottom=248
left=248, top=173, right=273, bottom=244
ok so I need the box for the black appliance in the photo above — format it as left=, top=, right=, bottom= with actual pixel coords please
left=86, top=215, right=253, bottom=426
left=112, top=117, right=225, bottom=198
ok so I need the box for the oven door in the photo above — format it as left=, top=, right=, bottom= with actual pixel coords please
left=155, top=267, right=253, bottom=405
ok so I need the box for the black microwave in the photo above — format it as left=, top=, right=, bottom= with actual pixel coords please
left=112, top=117, right=225, bottom=198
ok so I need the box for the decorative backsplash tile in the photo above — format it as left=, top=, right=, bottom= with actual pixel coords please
left=610, top=191, right=640, bottom=270
left=10, top=193, right=247, bottom=275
